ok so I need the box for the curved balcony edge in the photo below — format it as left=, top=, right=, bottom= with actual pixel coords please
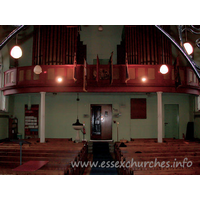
left=1, top=64, right=200, bottom=96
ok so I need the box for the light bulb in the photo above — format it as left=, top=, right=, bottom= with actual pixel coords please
left=98, top=25, right=103, bottom=31
left=57, top=77, right=63, bottom=83
left=10, top=45, right=22, bottom=59
left=183, top=42, right=193, bottom=55
left=160, top=64, right=169, bottom=74
left=142, top=77, right=147, bottom=82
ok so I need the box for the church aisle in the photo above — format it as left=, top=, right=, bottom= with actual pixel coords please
left=89, top=142, right=118, bottom=175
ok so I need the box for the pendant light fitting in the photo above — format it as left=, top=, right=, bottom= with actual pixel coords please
left=10, top=34, right=22, bottom=59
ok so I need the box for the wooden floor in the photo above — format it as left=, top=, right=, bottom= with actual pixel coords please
left=115, top=138, right=200, bottom=175
left=0, top=138, right=88, bottom=175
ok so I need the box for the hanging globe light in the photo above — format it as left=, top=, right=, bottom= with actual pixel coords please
left=33, top=26, right=42, bottom=75
left=183, top=42, right=193, bottom=55
left=33, top=65, right=42, bottom=74
left=10, top=45, right=22, bottom=59
left=160, top=64, right=169, bottom=74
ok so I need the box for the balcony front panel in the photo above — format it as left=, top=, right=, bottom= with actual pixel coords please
left=2, top=64, right=200, bottom=96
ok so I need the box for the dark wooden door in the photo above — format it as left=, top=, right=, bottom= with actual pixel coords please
left=91, top=104, right=112, bottom=140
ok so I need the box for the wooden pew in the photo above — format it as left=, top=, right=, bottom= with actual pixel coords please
left=0, top=139, right=88, bottom=175
left=121, top=155, right=200, bottom=174
left=0, top=159, right=75, bottom=175
left=115, top=139, right=200, bottom=175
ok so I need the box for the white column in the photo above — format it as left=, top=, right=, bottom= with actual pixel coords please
left=40, top=92, right=46, bottom=143
left=157, top=92, right=163, bottom=143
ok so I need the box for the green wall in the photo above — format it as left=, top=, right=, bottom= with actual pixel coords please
left=1, top=45, right=10, bottom=72
left=80, top=25, right=123, bottom=64
left=0, top=96, right=14, bottom=139
left=7, top=92, right=194, bottom=141
left=162, top=93, right=194, bottom=139
left=13, top=26, right=33, bottom=67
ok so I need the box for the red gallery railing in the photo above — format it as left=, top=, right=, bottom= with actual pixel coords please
left=2, top=64, right=200, bottom=95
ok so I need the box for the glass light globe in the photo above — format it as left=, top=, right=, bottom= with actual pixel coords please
left=160, top=64, right=169, bottom=74
left=33, top=65, right=42, bottom=74
left=183, top=42, right=193, bottom=55
left=10, top=45, right=22, bottom=59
